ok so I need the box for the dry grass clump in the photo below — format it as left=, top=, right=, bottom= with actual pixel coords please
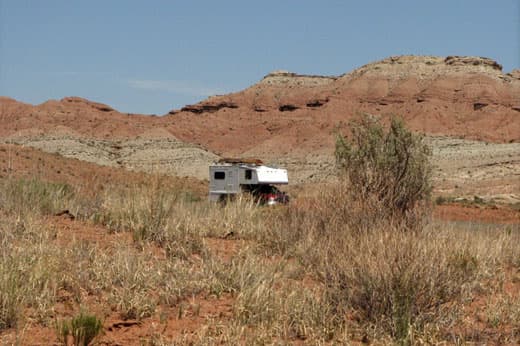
left=0, top=178, right=76, bottom=218
left=62, top=241, right=225, bottom=321
left=87, top=177, right=208, bottom=260
left=0, top=253, right=25, bottom=330
left=232, top=270, right=338, bottom=342
left=93, top=181, right=263, bottom=247
left=0, top=216, right=64, bottom=330
left=55, top=309, right=103, bottom=346
left=305, top=226, right=477, bottom=341
left=205, top=195, right=265, bottom=239
left=92, top=178, right=179, bottom=239
left=173, top=251, right=341, bottom=344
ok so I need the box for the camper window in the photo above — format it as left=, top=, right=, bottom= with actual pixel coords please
left=245, top=169, right=252, bottom=180
left=214, top=171, right=225, bottom=180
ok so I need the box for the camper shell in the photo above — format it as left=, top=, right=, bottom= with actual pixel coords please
left=209, top=158, right=289, bottom=203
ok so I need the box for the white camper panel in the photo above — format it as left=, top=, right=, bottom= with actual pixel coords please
left=255, top=166, right=288, bottom=184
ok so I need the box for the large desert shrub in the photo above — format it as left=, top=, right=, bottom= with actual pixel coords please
left=335, top=115, right=432, bottom=221
left=261, top=116, right=480, bottom=342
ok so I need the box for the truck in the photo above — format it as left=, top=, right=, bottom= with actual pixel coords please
left=209, top=158, right=289, bottom=205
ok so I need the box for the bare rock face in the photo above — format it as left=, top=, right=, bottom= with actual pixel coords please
left=180, top=101, right=238, bottom=114
left=62, top=97, right=115, bottom=112
left=508, top=69, right=520, bottom=79
left=260, top=70, right=337, bottom=87
left=0, top=96, right=218, bottom=179
left=444, top=56, right=502, bottom=70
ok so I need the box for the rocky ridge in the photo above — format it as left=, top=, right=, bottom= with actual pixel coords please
left=1, top=55, right=519, bottom=193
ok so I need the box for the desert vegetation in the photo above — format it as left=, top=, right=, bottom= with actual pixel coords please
left=0, top=117, right=518, bottom=345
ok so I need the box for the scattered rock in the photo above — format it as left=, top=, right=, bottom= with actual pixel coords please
left=108, top=321, right=141, bottom=331
left=181, top=102, right=238, bottom=114
left=473, top=103, right=488, bottom=111
left=445, top=56, right=502, bottom=71
left=279, top=104, right=299, bottom=112
left=253, top=106, right=268, bottom=112
left=62, top=96, right=114, bottom=112
left=306, top=98, right=328, bottom=107
left=507, top=69, right=520, bottom=79
left=54, top=209, right=75, bottom=220
left=261, top=70, right=337, bottom=87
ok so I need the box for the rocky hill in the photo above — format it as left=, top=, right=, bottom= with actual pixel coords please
left=160, top=55, right=520, bottom=159
left=1, top=55, right=519, bottom=191
left=0, top=97, right=217, bottom=179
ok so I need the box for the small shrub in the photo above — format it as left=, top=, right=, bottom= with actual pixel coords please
left=55, top=318, right=71, bottom=346
left=56, top=310, right=103, bottom=346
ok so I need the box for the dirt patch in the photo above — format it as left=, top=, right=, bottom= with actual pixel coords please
left=205, top=237, right=248, bottom=262
left=434, top=204, right=520, bottom=225
left=49, top=215, right=133, bottom=249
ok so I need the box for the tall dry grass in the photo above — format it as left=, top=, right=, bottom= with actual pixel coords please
left=261, top=180, right=518, bottom=343
left=1, top=175, right=518, bottom=344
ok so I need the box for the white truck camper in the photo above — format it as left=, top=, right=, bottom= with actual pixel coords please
left=209, top=158, right=289, bottom=204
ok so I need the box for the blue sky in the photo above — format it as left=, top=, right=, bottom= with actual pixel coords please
left=1, top=0, right=519, bottom=114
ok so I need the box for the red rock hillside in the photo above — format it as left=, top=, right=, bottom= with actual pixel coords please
left=159, top=55, right=520, bottom=158
left=1, top=55, right=519, bottom=161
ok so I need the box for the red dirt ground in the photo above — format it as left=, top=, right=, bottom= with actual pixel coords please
left=0, top=215, right=237, bottom=345
left=434, top=203, right=520, bottom=225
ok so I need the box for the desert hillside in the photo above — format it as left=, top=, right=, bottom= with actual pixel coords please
left=0, top=97, right=217, bottom=179
left=161, top=55, right=520, bottom=158
left=1, top=55, right=519, bottom=194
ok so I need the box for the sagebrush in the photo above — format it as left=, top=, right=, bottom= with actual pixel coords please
left=335, top=114, right=432, bottom=221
